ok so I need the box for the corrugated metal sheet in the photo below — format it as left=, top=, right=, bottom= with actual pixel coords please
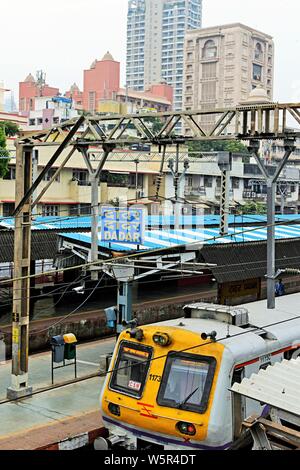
left=231, top=358, right=300, bottom=415
left=201, top=238, right=300, bottom=283
left=2, top=214, right=300, bottom=231
left=0, top=231, right=57, bottom=262
left=59, top=225, right=300, bottom=253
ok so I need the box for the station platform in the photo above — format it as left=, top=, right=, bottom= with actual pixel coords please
left=0, top=337, right=115, bottom=450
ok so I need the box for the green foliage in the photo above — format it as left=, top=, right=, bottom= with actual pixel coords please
left=0, top=127, right=6, bottom=148
left=0, top=121, right=20, bottom=137
left=107, top=197, right=120, bottom=207
left=107, top=173, right=128, bottom=186
left=238, top=201, right=267, bottom=215
left=0, top=127, right=9, bottom=177
left=188, top=140, right=248, bottom=156
left=143, top=116, right=164, bottom=133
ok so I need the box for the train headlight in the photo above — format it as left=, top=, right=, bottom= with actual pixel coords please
left=152, top=332, right=171, bottom=346
left=176, top=421, right=196, bottom=436
left=108, top=402, right=121, bottom=416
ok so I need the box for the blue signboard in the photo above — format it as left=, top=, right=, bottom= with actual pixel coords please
left=101, top=207, right=145, bottom=244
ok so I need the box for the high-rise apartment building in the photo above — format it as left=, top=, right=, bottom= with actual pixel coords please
left=183, top=23, right=274, bottom=130
left=126, top=0, right=202, bottom=111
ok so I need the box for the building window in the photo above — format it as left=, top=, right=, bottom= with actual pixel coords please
left=204, top=176, right=213, bottom=188
left=72, top=170, right=90, bottom=186
left=3, top=167, right=16, bottom=180
left=69, top=203, right=91, bottom=216
left=128, top=173, right=143, bottom=188
left=42, top=168, right=60, bottom=182
left=42, top=205, right=59, bottom=217
left=202, top=62, right=217, bottom=79
left=88, top=91, right=96, bottom=112
left=232, top=178, right=240, bottom=189
left=3, top=202, right=15, bottom=217
left=202, top=40, right=217, bottom=59
left=37, top=118, right=43, bottom=125
left=254, top=42, right=263, bottom=61
left=201, top=81, right=217, bottom=101
left=253, top=64, right=262, bottom=81
left=29, top=119, right=36, bottom=126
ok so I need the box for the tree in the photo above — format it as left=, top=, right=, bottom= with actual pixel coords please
left=238, top=201, right=266, bottom=215
left=0, top=120, right=20, bottom=137
left=188, top=139, right=248, bottom=156
left=0, top=127, right=9, bottom=178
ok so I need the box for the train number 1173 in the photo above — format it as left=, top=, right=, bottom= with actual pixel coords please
left=149, top=374, right=162, bottom=382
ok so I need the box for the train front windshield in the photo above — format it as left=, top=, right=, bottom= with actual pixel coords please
left=109, top=341, right=152, bottom=398
left=157, top=352, right=216, bottom=413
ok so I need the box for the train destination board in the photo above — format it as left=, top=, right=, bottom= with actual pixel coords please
left=101, top=207, right=145, bottom=244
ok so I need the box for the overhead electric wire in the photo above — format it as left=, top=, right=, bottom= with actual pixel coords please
left=2, top=212, right=300, bottom=288
left=1, top=295, right=300, bottom=406
left=32, top=273, right=105, bottom=334
left=1, top=249, right=300, bottom=310
left=100, top=309, right=300, bottom=380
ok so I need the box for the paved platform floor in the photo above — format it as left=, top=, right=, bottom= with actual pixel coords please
left=0, top=338, right=115, bottom=449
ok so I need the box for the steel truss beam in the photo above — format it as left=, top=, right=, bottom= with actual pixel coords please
left=20, top=102, right=300, bottom=149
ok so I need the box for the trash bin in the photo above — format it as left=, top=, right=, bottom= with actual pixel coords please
left=63, top=333, right=77, bottom=360
left=50, top=335, right=65, bottom=363
left=105, top=306, right=117, bottom=328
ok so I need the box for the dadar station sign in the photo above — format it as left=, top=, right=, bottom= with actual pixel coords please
left=101, top=207, right=145, bottom=244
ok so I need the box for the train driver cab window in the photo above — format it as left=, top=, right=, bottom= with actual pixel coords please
left=109, top=341, right=152, bottom=398
left=157, top=353, right=216, bottom=413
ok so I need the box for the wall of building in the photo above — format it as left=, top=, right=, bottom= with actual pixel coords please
left=83, top=57, right=120, bottom=112
left=19, top=78, right=60, bottom=114
left=183, top=23, right=274, bottom=129
left=127, top=0, right=202, bottom=112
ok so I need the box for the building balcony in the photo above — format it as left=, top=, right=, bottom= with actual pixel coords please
left=243, top=190, right=267, bottom=200
left=185, top=187, right=206, bottom=197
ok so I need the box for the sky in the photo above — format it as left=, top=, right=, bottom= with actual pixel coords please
left=1, top=0, right=300, bottom=104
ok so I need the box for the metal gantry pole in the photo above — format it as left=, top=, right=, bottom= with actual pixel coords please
left=90, top=173, right=99, bottom=281
left=218, top=152, right=232, bottom=236
left=248, top=138, right=296, bottom=310
left=7, top=143, right=33, bottom=399
left=266, top=179, right=276, bottom=309
left=79, top=144, right=114, bottom=281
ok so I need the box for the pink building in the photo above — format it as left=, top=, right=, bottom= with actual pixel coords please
left=83, top=52, right=173, bottom=113
left=19, top=73, right=59, bottom=114
left=65, top=83, right=83, bottom=110
left=83, top=52, right=120, bottom=112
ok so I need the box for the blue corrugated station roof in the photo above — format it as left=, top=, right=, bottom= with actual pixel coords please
left=2, top=214, right=300, bottom=231
left=59, top=224, right=300, bottom=253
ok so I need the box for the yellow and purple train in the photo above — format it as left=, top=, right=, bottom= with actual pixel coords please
left=98, top=294, right=300, bottom=450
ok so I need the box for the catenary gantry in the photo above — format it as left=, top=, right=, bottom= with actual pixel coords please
left=7, top=102, right=300, bottom=399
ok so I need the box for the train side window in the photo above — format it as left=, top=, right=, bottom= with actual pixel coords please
left=231, top=367, right=244, bottom=386
left=284, top=348, right=300, bottom=360
left=231, top=367, right=245, bottom=440
left=259, top=362, right=271, bottom=371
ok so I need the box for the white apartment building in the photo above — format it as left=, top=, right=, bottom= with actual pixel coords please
left=126, top=0, right=202, bottom=111
left=183, top=23, right=274, bottom=130
left=24, top=96, right=79, bottom=131
left=163, top=154, right=300, bottom=215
